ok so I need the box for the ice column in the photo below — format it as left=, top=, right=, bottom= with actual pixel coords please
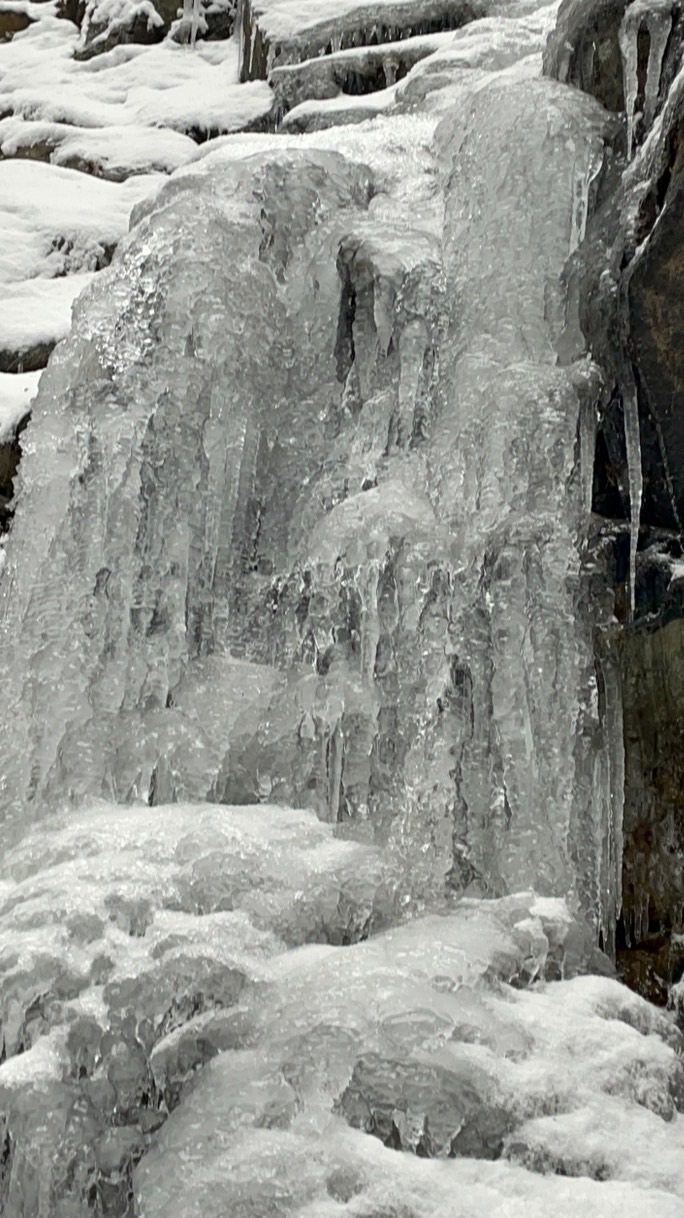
left=622, top=368, right=643, bottom=618
left=620, top=0, right=674, bottom=159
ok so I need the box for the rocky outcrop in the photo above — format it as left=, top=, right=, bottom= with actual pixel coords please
left=270, top=35, right=437, bottom=118
left=58, top=0, right=237, bottom=58
left=547, top=0, right=684, bottom=1002
left=0, top=8, right=33, bottom=41
left=237, top=0, right=488, bottom=81
left=544, top=0, right=682, bottom=128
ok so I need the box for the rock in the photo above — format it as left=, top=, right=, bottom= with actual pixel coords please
left=0, top=341, right=55, bottom=375
left=67, top=0, right=237, bottom=58
left=627, top=152, right=684, bottom=530
left=0, top=9, right=33, bottom=41
left=0, top=424, right=27, bottom=533
left=335, top=1052, right=513, bottom=1157
left=270, top=36, right=438, bottom=118
left=543, top=0, right=633, bottom=112
left=544, top=0, right=684, bottom=152
left=238, top=0, right=489, bottom=81
left=618, top=619, right=684, bottom=962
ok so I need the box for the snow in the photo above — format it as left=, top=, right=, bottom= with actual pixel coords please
left=0, top=115, right=198, bottom=177
left=0, top=274, right=95, bottom=354
left=0, top=159, right=163, bottom=282
left=243, top=0, right=482, bottom=44
left=0, top=371, right=41, bottom=441
left=0, top=28, right=270, bottom=133
left=282, top=85, right=398, bottom=131
left=0, top=800, right=680, bottom=1215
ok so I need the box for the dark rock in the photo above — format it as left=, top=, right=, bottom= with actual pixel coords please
left=627, top=154, right=684, bottom=531
left=619, top=618, right=684, bottom=952
left=544, top=0, right=632, bottom=112
left=0, top=342, right=54, bottom=375
left=0, top=416, right=28, bottom=533
left=0, top=9, right=33, bottom=40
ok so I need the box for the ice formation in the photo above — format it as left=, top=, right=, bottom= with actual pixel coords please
left=619, top=0, right=674, bottom=159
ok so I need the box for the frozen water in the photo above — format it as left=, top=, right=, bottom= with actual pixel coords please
left=0, top=20, right=620, bottom=926
left=622, top=367, right=643, bottom=618
left=0, top=798, right=681, bottom=1216
left=620, top=0, right=674, bottom=159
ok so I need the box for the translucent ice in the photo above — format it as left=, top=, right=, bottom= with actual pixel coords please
left=620, top=0, right=674, bottom=159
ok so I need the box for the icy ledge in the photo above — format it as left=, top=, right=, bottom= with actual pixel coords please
left=0, top=802, right=682, bottom=1217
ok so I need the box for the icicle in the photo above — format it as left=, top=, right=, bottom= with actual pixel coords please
left=383, top=55, right=399, bottom=88
left=622, top=370, right=642, bottom=618
left=619, top=7, right=640, bottom=160
left=396, top=319, right=428, bottom=450
left=578, top=394, right=597, bottom=516
left=189, top=0, right=201, bottom=48
left=373, top=279, right=395, bottom=358
left=570, top=147, right=604, bottom=255
left=643, top=5, right=673, bottom=130
left=620, top=0, right=674, bottom=158
left=359, top=559, right=381, bottom=681
left=602, top=654, right=625, bottom=946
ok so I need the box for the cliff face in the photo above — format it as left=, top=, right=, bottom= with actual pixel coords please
left=547, top=0, right=684, bottom=998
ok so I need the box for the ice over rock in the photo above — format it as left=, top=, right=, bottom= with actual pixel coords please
left=0, top=19, right=623, bottom=944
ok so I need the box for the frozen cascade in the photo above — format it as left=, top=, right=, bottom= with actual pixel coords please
left=1, top=2, right=684, bottom=1214
left=619, top=0, right=675, bottom=159
left=0, top=26, right=619, bottom=929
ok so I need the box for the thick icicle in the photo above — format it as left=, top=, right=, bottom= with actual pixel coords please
left=622, top=367, right=643, bottom=618
left=619, top=0, right=674, bottom=159
left=600, top=653, right=625, bottom=956
left=570, top=147, right=605, bottom=255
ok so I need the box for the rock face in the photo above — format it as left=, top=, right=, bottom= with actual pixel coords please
left=59, top=0, right=237, bottom=57
left=547, top=0, right=684, bottom=999
left=237, top=0, right=490, bottom=80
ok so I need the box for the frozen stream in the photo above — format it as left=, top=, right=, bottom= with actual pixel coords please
left=0, top=0, right=682, bottom=1214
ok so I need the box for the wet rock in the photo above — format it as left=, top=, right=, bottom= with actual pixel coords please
left=335, top=1053, right=513, bottom=1158
left=543, top=0, right=633, bottom=112
left=618, top=619, right=684, bottom=960
left=238, top=0, right=488, bottom=81
left=0, top=422, right=27, bottom=533
left=0, top=340, right=55, bottom=375
left=270, top=37, right=433, bottom=118
left=627, top=154, right=684, bottom=531
left=70, top=0, right=237, bottom=58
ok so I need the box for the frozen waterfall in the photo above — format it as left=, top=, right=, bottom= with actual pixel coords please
left=0, top=50, right=616, bottom=923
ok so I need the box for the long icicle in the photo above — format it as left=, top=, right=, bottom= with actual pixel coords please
left=622, top=364, right=642, bottom=618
